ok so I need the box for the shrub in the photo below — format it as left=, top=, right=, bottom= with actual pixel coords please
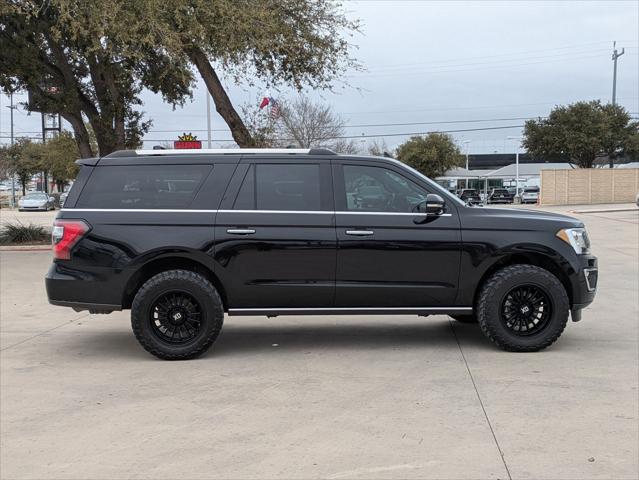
left=0, top=222, right=49, bottom=244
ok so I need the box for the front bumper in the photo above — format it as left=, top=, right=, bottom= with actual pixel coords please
left=19, top=205, right=48, bottom=210
left=569, top=254, right=598, bottom=320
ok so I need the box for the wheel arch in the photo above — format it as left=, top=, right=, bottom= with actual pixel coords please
left=122, top=256, right=228, bottom=310
left=473, top=250, right=574, bottom=308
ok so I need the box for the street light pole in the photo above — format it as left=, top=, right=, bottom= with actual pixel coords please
left=462, top=140, right=470, bottom=189
left=507, top=136, right=522, bottom=203
left=7, top=92, right=17, bottom=207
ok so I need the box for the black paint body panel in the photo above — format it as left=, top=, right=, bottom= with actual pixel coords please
left=45, top=152, right=597, bottom=317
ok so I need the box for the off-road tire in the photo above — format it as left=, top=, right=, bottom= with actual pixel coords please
left=450, top=314, right=478, bottom=323
left=477, top=264, right=569, bottom=352
left=131, top=270, right=224, bottom=360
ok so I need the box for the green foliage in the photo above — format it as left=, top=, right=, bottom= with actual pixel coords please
left=1, top=0, right=358, bottom=151
left=623, top=131, right=639, bottom=161
left=0, top=1, right=194, bottom=156
left=523, top=101, right=639, bottom=168
left=0, top=133, right=78, bottom=194
left=42, top=132, right=80, bottom=189
left=395, top=133, right=464, bottom=178
left=0, top=222, right=49, bottom=245
left=0, top=139, right=41, bottom=195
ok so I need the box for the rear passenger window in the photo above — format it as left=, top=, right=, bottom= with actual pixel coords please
left=76, top=165, right=210, bottom=209
left=233, top=164, right=321, bottom=211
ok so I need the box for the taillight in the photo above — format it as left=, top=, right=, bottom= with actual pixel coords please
left=52, top=220, right=90, bottom=260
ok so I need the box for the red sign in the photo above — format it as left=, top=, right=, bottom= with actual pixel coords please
left=174, top=140, right=202, bottom=149
left=174, top=133, right=202, bottom=149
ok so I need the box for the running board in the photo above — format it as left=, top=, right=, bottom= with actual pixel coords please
left=227, top=307, right=472, bottom=316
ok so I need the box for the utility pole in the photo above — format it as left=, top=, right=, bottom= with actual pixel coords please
left=7, top=92, right=17, bottom=207
left=611, top=41, right=625, bottom=106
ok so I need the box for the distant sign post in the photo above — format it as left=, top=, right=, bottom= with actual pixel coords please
left=174, top=133, right=202, bottom=149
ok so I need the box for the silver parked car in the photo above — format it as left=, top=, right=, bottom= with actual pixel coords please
left=59, top=192, right=69, bottom=208
left=18, top=192, right=56, bottom=211
left=521, top=186, right=540, bottom=204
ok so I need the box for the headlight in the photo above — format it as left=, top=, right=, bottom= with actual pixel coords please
left=557, top=228, right=591, bottom=254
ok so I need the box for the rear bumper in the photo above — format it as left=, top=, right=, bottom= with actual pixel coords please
left=45, top=263, right=124, bottom=313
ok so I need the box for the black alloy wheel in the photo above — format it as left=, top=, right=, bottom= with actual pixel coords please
left=150, top=291, right=202, bottom=344
left=500, top=285, right=552, bottom=336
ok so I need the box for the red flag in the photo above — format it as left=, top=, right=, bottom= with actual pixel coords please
left=259, top=97, right=270, bottom=109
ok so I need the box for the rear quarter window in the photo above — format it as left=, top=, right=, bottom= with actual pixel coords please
left=75, top=165, right=211, bottom=209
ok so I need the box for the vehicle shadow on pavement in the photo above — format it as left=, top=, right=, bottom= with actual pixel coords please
left=63, top=320, right=490, bottom=360
left=211, top=320, right=490, bottom=358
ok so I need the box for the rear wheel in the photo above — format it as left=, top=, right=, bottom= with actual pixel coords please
left=131, top=270, right=224, bottom=360
left=477, top=264, right=569, bottom=352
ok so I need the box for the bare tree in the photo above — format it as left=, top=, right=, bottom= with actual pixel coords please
left=275, top=96, right=358, bottom=153
left=367, top=139, right=392, bottom=157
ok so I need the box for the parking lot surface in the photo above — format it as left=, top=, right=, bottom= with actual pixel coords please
left=1, top=206, right=637, bottom=479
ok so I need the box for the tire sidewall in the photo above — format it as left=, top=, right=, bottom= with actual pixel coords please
left=478, top=266, right=569, bottom=350
left=132, top=272, right=223, bottom=359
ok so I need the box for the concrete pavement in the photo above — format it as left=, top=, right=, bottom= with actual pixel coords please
left=0, top=207, right=637, bottom=479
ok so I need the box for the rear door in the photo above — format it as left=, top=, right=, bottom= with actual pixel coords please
left=333, top=160, right=462, bottom=308
left=214, top=156, right=336, bottom=310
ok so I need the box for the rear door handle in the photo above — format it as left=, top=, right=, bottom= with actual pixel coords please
left=345, top=230, right=374, bottom=236
left=227, top=228, right=256, bottom=235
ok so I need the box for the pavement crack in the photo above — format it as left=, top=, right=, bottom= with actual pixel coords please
left=449, top=319, right=512, bottom=480
left=0, top=313, right=90, bottom=352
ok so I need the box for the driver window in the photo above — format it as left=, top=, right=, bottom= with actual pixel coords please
left=343, top=165, right=428, bottom=213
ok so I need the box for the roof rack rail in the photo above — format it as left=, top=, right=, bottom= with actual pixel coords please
left=117, top=147, right=337, bottom=156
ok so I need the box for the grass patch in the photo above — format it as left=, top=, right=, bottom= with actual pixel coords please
left=0, top=222, right=49, bottom=245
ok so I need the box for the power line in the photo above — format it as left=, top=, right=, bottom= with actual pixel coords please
left=363, top=48, right=612, bottom=73
left=348, top=53, right=609, bottom=78
left=363, top=41, right=635, bottom=70
left=136, top=124, right=526, bottom=143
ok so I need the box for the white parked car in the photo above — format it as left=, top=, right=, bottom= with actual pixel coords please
left=521, top=186, right=540, bottom=204
left=17, top=192, right=56, bottom=211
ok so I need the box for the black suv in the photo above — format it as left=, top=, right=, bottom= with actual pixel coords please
left=457, top=188, right=481, bottom=205
left=46, top=148, right=597, bottom=359
left=487, top=188, right=513, bottom=204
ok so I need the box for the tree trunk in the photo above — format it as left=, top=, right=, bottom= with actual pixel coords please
left=188, top=47, right=253, bottom=147
left=61, top=113, right=94, bottom=158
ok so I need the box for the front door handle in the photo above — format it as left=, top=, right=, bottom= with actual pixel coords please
left=227, top=228, right=256, bottom=235
left=345, top=230, right=374, bottom=236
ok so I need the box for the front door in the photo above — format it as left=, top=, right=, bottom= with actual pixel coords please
left=214, top=158, right=336, bottom=311
left=333, top=161, right=461, bottom=308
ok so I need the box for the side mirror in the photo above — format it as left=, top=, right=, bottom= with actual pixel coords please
left=414, top=194, right=445, bottom=220
left=420, top=194, right=445, bottom=215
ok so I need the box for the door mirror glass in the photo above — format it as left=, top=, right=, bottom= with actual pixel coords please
left=416, top=194, right=445, bottom=215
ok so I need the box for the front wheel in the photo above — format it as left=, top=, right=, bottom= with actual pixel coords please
left=131, top=270, right=224, bottom=360
left=476, top=265, right=569, bottom=352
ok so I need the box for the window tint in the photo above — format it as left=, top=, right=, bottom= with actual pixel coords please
left=343, top=165, right=428, bottom=212
left=234, top=164, right=321, bottom=211
left=76, top=165, right=210, bottom=209
left=233, top=165, right=255, bottom=209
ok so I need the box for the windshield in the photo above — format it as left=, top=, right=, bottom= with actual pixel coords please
left=24, top=193, right=47, bottom=200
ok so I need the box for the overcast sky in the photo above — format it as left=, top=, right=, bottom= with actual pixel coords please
left=1, top=0, right=638, bottom=154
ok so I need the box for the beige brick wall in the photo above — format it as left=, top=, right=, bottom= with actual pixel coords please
left=540, top=168, right=639, bottom=205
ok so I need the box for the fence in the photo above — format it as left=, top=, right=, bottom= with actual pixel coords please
left=540, top=168, right=639, bottom=205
